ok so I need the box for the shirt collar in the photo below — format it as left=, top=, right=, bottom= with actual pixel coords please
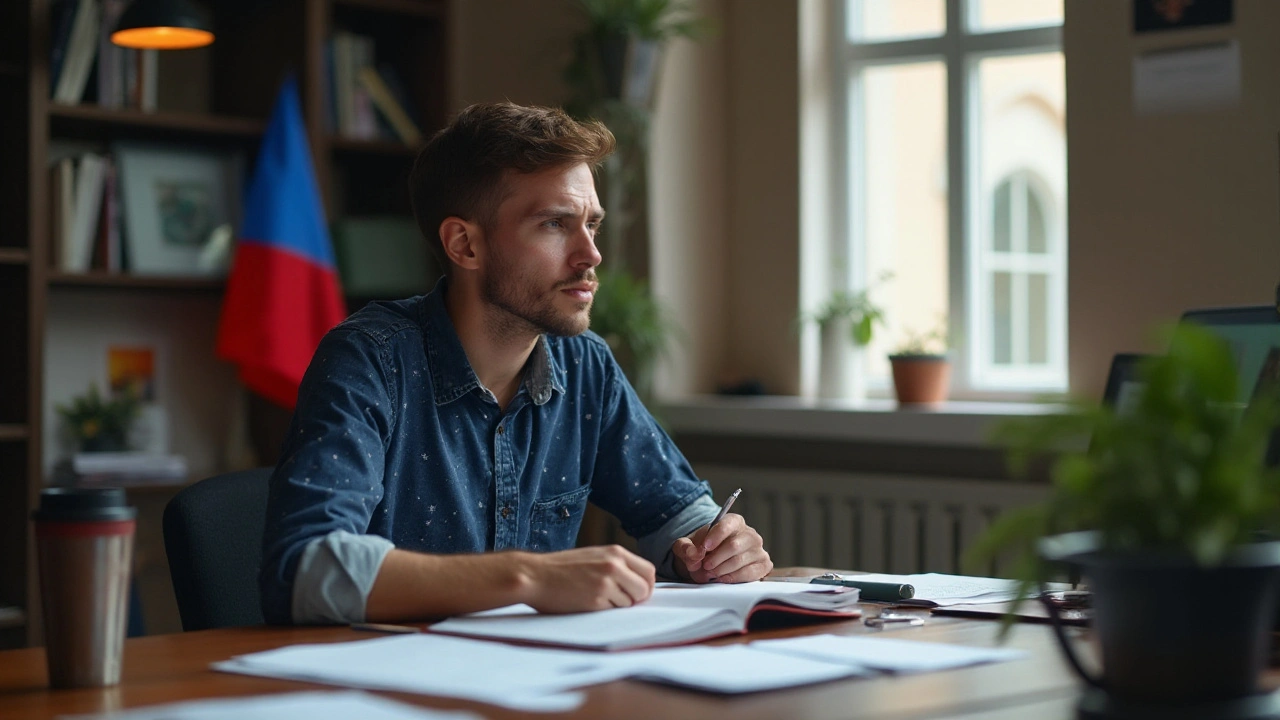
left=421, top=278, right=567, bottom=406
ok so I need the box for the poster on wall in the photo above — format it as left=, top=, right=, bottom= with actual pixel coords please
left=1134, top=0, right=1233, bottom=34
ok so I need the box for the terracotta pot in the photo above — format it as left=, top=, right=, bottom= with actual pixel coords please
left=888, top=354, right=950, bottom=405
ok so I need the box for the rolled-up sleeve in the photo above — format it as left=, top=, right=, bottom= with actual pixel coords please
left=291, top=530, right=395, bottom=624
left=259, top=327, right=397, bottom=625
left=636, top=494, right=720, bottom=579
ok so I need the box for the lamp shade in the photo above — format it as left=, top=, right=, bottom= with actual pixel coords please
left=111, top=0, right=214, bottom=50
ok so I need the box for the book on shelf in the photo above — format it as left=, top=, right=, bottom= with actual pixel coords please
left=53, top=0, right=100, bottom=105
left=357, top=66, right=421, bottom=144
left=430, top=581, right=862, bottom=651
left=64, top=152, right=108, bottom=272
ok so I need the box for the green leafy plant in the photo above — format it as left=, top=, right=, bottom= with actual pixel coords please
left=806, top=272, right=892, bottom=347
left=565, top=0, right=710, bottom=402
left=892, top=316, right=949, bottom=357
left=56, top=383, right=139, bottom=453
left=590, top=267, right=676, bottom=400
left=966, top=324, right=1280, bottom=605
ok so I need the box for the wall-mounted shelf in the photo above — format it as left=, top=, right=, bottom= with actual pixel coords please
left=49, top=104, right=266, bottom=141
left=0, top=249, right=29, bottom=265
left=0, top=425, right=29, bottom=442
left=48, top=272, right=225, bottom=292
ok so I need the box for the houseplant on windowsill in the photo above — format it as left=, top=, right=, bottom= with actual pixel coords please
left=808, top=285, right=886, bottom=400
left=889, top=319, right=949, bottom=406
left=968, top=324, right=1280, bottom=716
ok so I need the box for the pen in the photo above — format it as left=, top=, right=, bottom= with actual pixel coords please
left=706, top=488, right=742, bottom=534
left=811, top=577, right=916, bottom=603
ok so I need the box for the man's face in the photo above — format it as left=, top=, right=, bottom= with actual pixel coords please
left=479, top=163, right=604, bottom=338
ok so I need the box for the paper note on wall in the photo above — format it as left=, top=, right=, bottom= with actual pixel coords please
left=1133, top=41, right=1241, bottom=115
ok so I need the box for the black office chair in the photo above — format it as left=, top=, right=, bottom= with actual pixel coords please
left=163, top=467, right=272, bottom=631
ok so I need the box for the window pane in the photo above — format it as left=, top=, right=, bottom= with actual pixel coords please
left=993, top=272, right=1012, bottom=365
left=850, top=0, right=945, bottom=42
left=992, top=180, right=1011, bottom=252
left=858, top=61, right=948, bottom=382
left=1027, top=184, right=1047, bottom=253
left=971, top=0, right=1062, bottom=32
left=1028, top=273, right=1048, bottom=364
left=975, top=51, right=1065, bottom=384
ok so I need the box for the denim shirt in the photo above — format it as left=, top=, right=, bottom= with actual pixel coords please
left=259, top=280, right=715, bottom=624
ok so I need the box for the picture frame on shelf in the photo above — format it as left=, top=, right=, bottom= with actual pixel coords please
left=114, top=142, right=244, bottom=277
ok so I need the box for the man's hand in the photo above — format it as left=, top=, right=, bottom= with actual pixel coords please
left=519, top=545, right=656, bottom=613
left=671, top=514, right=772, bottom=584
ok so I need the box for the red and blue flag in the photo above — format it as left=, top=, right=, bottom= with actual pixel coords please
left=217, top=77, right=347, bottom=410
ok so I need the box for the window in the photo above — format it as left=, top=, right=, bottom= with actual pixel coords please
left=832, top=0, right=1065, bottom=395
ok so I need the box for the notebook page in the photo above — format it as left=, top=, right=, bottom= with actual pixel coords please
left=648, top=581, right=859, bottom=614
left=430, top=604, right=736, bottom=650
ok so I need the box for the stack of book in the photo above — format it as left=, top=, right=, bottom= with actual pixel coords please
left=49, top=152, right=123, bottom=273
left=50, top=0, right=158, bottom=110
left=326, top=31, right=421, bottom=145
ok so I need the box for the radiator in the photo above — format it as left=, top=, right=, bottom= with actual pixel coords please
left=695, top=464, right=1050, bottom=576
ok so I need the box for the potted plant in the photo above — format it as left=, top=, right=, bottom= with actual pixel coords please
left=807, top=286, right=886, bottom=400
left=888, top=319, right=949, bottom=405
left=56, top=383, right=139, bottom=453
left=969, top=324, right=1280, bottom=716
left=563, top=0, right=709, bottom=405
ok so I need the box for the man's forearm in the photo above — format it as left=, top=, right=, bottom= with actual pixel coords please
left=364, top=548, right=536, bottom=622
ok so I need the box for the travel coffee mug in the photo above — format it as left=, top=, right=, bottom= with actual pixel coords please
left=33, top=487, right=136, bottom=688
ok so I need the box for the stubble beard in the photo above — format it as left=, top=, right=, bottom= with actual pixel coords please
left=481, top=250, right=595, bottom=339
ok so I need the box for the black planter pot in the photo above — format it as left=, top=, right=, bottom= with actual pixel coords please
left=1039, top=532, right=1280, bottom=713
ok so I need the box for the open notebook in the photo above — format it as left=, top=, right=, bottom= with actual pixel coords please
left=429, top=581, right=861, bottom=651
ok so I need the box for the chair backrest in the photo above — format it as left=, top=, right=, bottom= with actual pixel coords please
left=163, top=467, right=272, bottom=631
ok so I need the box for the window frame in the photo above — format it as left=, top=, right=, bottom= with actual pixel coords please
left=831, top=0, right=1064, bottom=399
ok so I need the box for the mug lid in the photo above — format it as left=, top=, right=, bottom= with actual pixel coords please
left=32, top=487, right=136, bottom=523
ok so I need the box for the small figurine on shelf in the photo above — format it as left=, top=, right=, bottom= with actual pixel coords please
left=57, top=383, right=139, bottom=453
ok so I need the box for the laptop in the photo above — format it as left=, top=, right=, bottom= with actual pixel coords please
left=1178, top=305, right=1280, bottom=406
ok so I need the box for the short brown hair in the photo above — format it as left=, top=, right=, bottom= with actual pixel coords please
left=408, top=102, right=616, bottom=275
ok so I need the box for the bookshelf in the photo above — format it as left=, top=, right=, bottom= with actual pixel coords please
left=1, top=0, right=450, bottom=647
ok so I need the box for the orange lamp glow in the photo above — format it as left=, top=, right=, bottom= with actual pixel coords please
left=110, top=0, right=214, bottom=51
left=111, top=26, right=213, bottom=50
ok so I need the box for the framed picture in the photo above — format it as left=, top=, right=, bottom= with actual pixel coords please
left=114, top=142, right=244, bottom=277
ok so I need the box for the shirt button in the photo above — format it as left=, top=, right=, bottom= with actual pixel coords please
left=501, top=506, right=511, bottom=519
left=497, top=425, right=505, bottom=435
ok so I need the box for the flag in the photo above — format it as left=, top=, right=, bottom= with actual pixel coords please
left=217, top=76, right=347, bottom=410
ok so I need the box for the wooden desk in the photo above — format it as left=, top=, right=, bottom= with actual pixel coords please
left=0, top=609, right=1085, bottom=720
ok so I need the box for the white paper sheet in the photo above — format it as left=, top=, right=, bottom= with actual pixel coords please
left=752, top=634, right=1027, bottom=674
left=58, top=690, right=482, bottom=720
left=1133, top=41, right=1241, bottom=115
left=601, top=645, right=870, bottom=693
left=214, top=634, right=624, bottom=712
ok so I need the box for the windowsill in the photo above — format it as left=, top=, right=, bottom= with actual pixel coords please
left=660, top=394, right=1066, bottom=448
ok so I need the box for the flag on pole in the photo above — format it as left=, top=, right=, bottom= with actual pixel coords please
left=217, top=76, right=347, bottom=410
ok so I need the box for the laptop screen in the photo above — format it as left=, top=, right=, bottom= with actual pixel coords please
left=1179, top=305, right=1280, bottom=405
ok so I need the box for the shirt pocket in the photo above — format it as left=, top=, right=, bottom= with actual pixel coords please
left=527, top=484, right=591, bottom=552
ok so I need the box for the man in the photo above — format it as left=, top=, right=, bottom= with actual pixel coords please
left=260, top=102, right=771, bottom=625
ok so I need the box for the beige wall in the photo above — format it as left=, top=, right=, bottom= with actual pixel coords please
left=452, top=1, right=1280, bottom=402
left=1067, top=0, right=1280, bottom=397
